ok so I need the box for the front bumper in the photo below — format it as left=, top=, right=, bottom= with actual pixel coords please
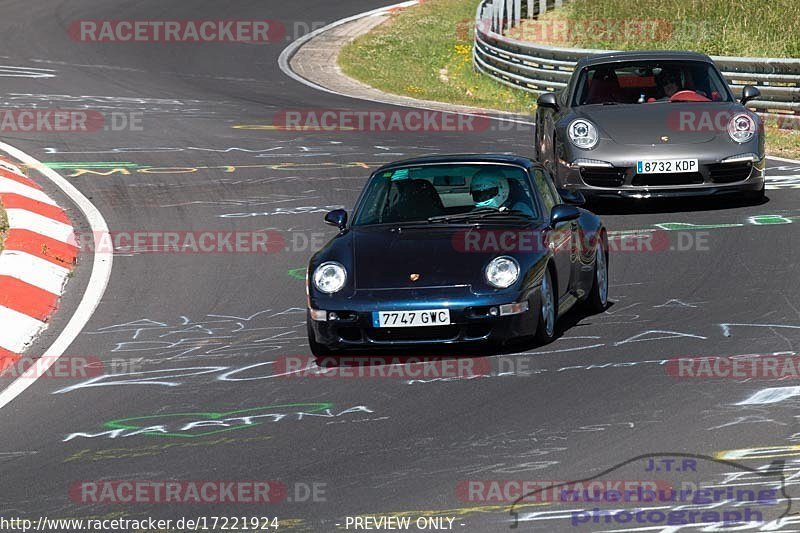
left=556, top=151, right=765, bottom=199
left=308, top=290, right=538, bottom=349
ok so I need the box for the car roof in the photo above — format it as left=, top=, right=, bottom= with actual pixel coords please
left=373, top=154, right=535, bottom=173
left=576, top=50, right=713, bottom=69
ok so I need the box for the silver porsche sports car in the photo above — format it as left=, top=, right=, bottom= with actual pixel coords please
left=534, top=51, right=765, bottom=200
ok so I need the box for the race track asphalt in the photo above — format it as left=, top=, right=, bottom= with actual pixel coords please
left=1, top=1, right=800, bottom=531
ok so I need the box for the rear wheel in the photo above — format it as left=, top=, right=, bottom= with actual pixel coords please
left=584, top=237, right=609, bottom=313
left=534, top=267, right=557, bottom=344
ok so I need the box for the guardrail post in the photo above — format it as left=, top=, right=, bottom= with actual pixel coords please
left=526, top=0, right=534, bottom=19
left=514, top=0, right=521, bottom=27
left=539, top=0, right=546, bottom=17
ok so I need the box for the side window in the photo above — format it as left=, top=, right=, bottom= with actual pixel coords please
left=532, top=168, right=558, bottom=214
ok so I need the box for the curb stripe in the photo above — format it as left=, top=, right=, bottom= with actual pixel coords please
left=0, top=140, right=111, bottom=410
left=0, top=193, right=70, bottom=224
left=0, top=306, right=46, bottom=353
left=3, top=229, right=78, bottom=267
left=0, top=250, right=70, bottom=294
left=0, top=276, right=59, bottom=321
left=0, top=178, right=57, bottom=206
left=5, top=209, right=75, bottom=244
left=0, top=168, right=42, bottom=190
left=0, top=160, right=25, bottom=175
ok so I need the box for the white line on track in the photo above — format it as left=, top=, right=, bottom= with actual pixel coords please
left=0, top=141, right=112, bottom=410
left=277, top=1, right=536, bottom=127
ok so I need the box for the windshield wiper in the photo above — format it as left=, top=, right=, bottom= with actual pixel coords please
left=428, top=208, right=532, bottom=223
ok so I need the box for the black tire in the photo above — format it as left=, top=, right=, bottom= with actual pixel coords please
left=534, top=267, right=557, bottom=344
left=584, top=236, right=609, bottom=314
left=307, top=320, right=333, bottom=357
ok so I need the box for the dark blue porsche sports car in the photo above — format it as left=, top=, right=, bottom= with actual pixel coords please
left=306, top=154, right=609, bottom=355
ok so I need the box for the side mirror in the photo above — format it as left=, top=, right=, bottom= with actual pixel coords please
left=324, top=209, right=348, bottom=230
left=550, top=204, right=580, bottom=227
left=557, top=188, right=586, bottom=206
left=537, top=92, right=559, bottom=111
left=741, top=85, right=760, bottom=105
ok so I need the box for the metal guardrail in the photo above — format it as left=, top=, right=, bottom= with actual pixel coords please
left=473, top=0, right=800, bottom=113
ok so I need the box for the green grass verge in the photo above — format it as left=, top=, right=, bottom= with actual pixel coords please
left=766, top=126, right=800, bottom=160
left=514, top=0, right=800, bottom=57
left=340, top=0, right=800, bottom=158
left=338, top=0, right=536, bottom=114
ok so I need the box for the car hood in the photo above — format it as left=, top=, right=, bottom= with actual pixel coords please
left=350, top=224, right=538, bottom=290
left=575, top=102, right=740, bottom=145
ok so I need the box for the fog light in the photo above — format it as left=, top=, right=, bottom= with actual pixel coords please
left=309, top=308, right=327, bottom=321
left=329, top=312, right=339, bottom=321
left=489, top=307, right=499, bottom=316
left=499, top=302, right=530, bottom=316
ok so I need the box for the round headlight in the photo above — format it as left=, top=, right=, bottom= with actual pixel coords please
left=728, top=113, right=756, bottom=143
left=568, top=119, right=599, bottom=149
left=313, top=262, right=347, bottom=294
left=485, top=256, right=520, bottom=289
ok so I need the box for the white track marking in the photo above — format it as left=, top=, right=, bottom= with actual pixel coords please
left=0, top=250, right=70, bottom=294
left=0, top=178, right=58, bottom=205
left=0, top=141, right=112, bottom=410
left=767, top=155, right=800, bottom=164
left=277, top=1, right=535, bottom=127
left=0, top=306, right=46, bottom=353
left=5, top=209, right=75, bottom=243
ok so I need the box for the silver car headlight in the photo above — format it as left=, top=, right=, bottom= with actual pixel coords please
left=313, top=261, right=347, bottom=294
left=568, top=119, right=599, bottom=149
left=485, top=256, right=520, bottom=289
left=728, top=113, right=756, bottom=143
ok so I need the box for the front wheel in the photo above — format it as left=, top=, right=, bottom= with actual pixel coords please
left=534, top=267, right=557, bottom=344
left=584, top=237, right=609, bottom=313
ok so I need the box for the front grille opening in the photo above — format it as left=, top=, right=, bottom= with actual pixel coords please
left=631, top=172, right=703, bottom=186
left=366, top=325, right=460, bottom=342
left=708, top=162, right=752, bottom=183
left=580, top=167, right=625, bottom=188
left=337, top=327, right=362, bottom=342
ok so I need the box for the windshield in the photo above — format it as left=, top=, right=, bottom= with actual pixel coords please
left=573, top=60, right=733, bottom=106
left=353, top=163, right=538, bottom=226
